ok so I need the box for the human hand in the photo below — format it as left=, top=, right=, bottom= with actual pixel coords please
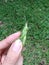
left=0, top=31, right=23, bottom=65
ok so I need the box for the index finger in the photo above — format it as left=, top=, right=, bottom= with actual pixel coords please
left=0, top=31, right=21, bottom=50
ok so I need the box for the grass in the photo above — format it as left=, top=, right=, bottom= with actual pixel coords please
left=0, top=0, right=49, bottom=65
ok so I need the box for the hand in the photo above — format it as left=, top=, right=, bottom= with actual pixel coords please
left=0, top=31, right=23, bottom=65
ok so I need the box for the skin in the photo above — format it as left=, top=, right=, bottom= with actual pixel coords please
left=0, top=31, right=23, bottom=65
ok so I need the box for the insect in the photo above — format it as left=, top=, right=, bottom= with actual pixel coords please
left=20, top=23, right=28, bottom=45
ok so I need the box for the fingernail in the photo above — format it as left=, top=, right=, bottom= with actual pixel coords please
left=16, top=31, right=21, bottom=35
left=15, top=31, right=21, bottom=36
left=13, top=39, right=22, bottom=53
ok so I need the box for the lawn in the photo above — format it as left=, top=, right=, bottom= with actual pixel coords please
left=0, top=0, right=49, bottom=65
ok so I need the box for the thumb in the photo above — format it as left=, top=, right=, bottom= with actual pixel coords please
left=2, top=39, right=22, bottom=65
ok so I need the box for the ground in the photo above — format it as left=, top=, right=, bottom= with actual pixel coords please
left=0, top=0, right=49, bottom=65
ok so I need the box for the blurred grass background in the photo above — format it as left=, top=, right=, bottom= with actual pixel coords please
left=0, top=0, right=49, bottom=65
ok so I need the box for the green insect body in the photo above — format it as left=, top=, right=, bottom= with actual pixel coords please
left=20, top=23, right=28, bottom=45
